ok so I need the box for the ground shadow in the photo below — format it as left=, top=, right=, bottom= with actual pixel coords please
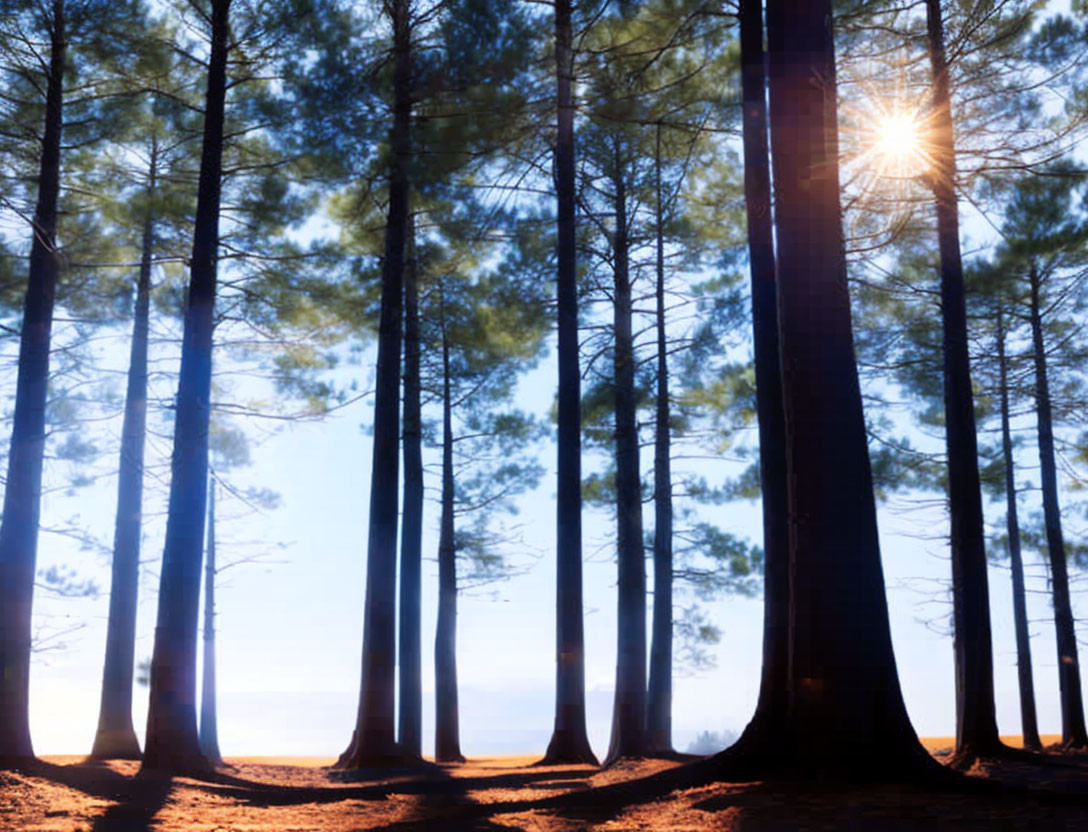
left=89, top=772, right=173, bottom=832
left=24, top=760, right=174, bottom=832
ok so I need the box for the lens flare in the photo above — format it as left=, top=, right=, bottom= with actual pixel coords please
left=875, top=113, right=921, bottom=162
left=867, top=107, right=933, bottom=180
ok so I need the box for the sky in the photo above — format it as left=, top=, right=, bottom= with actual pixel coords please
left=11, top=0, right=1088, bottom=761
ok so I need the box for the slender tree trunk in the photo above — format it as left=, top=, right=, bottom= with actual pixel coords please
left=995, top=306, right=1042, bottom=752
left=199, top=480, right=222, bottom=765
left=91, top=142, right=158, bottom=761
left=1028, top=264, right=1088, bottom=748
left=753, top=0, right=933, bottom=776
left=725, top=0, right=790, bottom=765
left=0, top=0, right=65, bottom=764
left=398, top=213, right=423, bottom=758
left=924, top=0, right=1003, bottom=762
left=434, top=294, right=464, bottom=764
left=142, top=0, right=230, bottom=774
left=340, top=0, right=412, bottom=768
left=646, top=125, right=673, bottom=756
left=541, top=0, right=597, bottom=767
left=604, top=153, right=647, bottom=765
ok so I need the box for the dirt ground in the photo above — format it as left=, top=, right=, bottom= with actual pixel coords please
left=2, top=738, right=1087, bottom=831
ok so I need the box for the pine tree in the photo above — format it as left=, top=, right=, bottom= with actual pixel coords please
left=725, top=0, right=790, bottom=761
left=704, top=0, right=938, bottom=780
left=989, top=168, right=1088, bottom=748
left=143, top=0, right=232, bottom=773
left=541, top=0, right=597, bottom=767
left=0, top=0, right=152, bottom=764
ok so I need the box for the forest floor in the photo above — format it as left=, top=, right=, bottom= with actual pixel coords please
left=2, top=737, right=1087, bottom=831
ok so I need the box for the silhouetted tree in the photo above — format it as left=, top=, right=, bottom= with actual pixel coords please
left=142, top=0, right=231, bottom=773
left=541, top=0, right=597, bottom=767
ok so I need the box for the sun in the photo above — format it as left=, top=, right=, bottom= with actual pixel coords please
left=867, top=108, right=932, bottom=180
left=875, top=113, right=920, bottom=160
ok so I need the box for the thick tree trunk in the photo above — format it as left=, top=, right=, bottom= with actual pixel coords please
left=199, top=481, right=223, bottom=765
left=142, top=0, right=230, bottom=774
left=398, top=213, right=423, bottom=758
left=434, top=298, right=464, bottom=764
left=725, top=0, right=790, bottom=765
left=740, top=0, right=933, bottom=777
left=340, top=0, right=412, bottom=768
left=0, top=0, right=65, bottom=764
left=995, top=307, right=1042, bottom=752
left=91, top=144, right=158, bottom=761
left=924, top=0, right=1004, bottom=762
left=604, top=156, right=647, bottom=765
left=541, top=0, right=597, bottom=767
left=646, top=126, right=673, bottom=756
left=1028, top=265, right=1088, bottom=748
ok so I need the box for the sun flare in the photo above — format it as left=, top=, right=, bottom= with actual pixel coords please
left=875, top=113, right=920, bottom=159
left=868, top=108, right=932, bottom=179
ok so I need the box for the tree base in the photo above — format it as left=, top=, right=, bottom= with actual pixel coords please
left=332, top=740, right=422, bottom=772
left=89, top=728, right=142, bottom=761
left=140, top=749, right=215, bottom=777
left=535, top=731, right=599, bottom=767
left=0, top=753, right=36, bottom=773
left=947, top=740, right=1087, bottom=771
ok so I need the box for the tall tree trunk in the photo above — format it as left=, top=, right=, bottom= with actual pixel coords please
left=725, top=0, right=790, bottom=766
left=199, top=480, right=223, bottom=765
left=339, top=0, right=412, bottom=768
left=142, top=0, right=230, bottom=774
left=924, top=0, right=1003, bottom=762
left=398, top=213, right=423, bottom=758
left=434, top=294, right=464, bottom=764
left=604, top=153, right=647, bottom=765
left=753, top=0, right=932, bottom=776
left=91, top=141, right=158, bottom=761
left=1028, top=264, right=1088, bottom=748
left=646, top=125, right=673, bottom=756
left=0, top=0, right=65, bottom=764
left=995, top=306, right=1042, bottom=752
left=541, top=0, right=597, bottom=767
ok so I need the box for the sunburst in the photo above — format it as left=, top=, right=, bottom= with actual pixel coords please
left=839, top=87, right=938, bottom=248
left=866, top=105, right=934, bottom=181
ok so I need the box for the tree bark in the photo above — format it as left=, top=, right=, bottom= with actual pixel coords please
left=434, top=293, right=464, bottom=764
left=0, top=0, right=65, bottom=764
left=398, top=213, right=423, bottom=758
left=604, top=152, right=647, bottom=766
left=995, top=306, right=1041, bottom=752
left=646, top=125, right=674, bottom=756
left=91, top=141, right=158, bottom=761
left=924, top=0, right=1004, bottom=762
left=142, top=0, right=230, bottom=774
left=541, top=0, right=597, bottom=767
left=724, top=0, right=790, bottom=765
left=199, top=480, right=223, bottom=765
left=1028, top=264, right=1088, bottom=748
left=340, top=0, right=412, bottom=768
left=741, top=0, right=933, bottom=777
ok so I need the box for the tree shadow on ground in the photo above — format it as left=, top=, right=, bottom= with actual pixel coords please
left=89, top=772, right=173, bottom=832
left=192, top=763, right=598, bottom=808
left=27, top=751, right=1088, bottom=832
left=26, top=756, right=599, bottom=814
left=23, top=761, right=174, bottom=832
left=354, top=752, right=1088, bottom=832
